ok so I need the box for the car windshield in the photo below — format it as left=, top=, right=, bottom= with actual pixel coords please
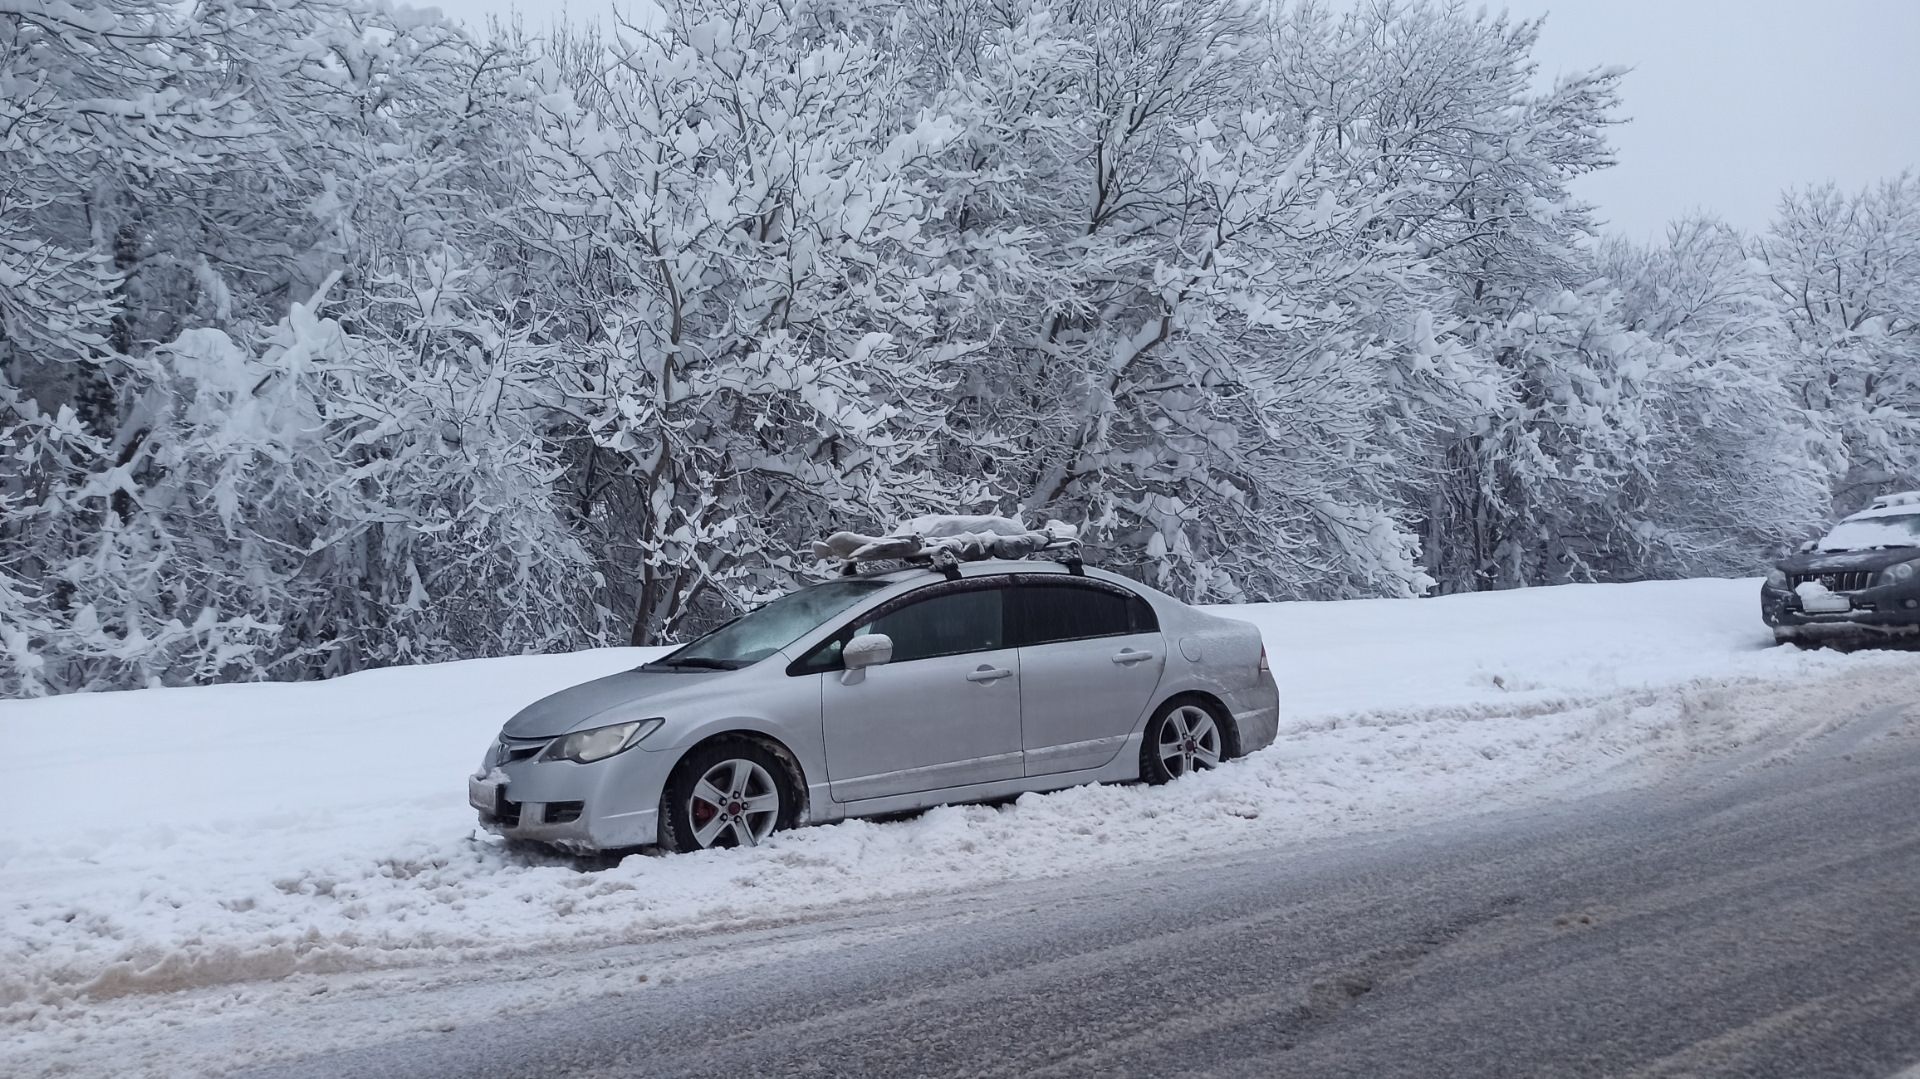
left=1818, top=512, right=1920, bottom=552
left=644, top=578, right=892, bottom=670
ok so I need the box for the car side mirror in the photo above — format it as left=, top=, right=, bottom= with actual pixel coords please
left=1798, top=540, right=1816, bottom=553
left=843, top=633, right=893, bottom=671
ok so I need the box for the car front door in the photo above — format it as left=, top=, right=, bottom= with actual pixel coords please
left=1010, top=578, right=1165, bottom=776
left=815, top=579, right=1024, bottom=802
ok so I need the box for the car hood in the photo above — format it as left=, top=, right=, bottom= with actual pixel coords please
left=502, top=667, right=725, bottom=738
left=1777, top=547, right=1920, bottom=575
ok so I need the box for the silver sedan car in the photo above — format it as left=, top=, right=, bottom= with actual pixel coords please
left=470, top=560, right=1279, bottom=854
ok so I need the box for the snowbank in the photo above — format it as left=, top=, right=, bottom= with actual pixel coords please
left=4, top=577, right=1918, bottom=1049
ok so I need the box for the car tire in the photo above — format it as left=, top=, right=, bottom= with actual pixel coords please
left=662, top=739, right=795, bottom=854
left=1139, top=697, right=1232, bottom=785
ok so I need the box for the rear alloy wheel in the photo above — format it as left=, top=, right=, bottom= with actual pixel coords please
left=1140, top=699, right=1227, bottom=784
left=663, top=740, right=791, bottom=853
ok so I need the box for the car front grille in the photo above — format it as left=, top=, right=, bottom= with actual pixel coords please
left=1789, top=571, right=1876, bottom=593
left=495, top=738, right=549, bottom=766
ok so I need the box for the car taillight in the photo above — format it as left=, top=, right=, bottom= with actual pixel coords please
left=1258, top=645, right=1269, bottom=674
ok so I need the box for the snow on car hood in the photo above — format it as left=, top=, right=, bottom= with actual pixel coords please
left=1777, top=546, right=1920, bottom=575
left=501, top=667, right=722, bottom=737
left=1816, top=509, right=1920, bottom=553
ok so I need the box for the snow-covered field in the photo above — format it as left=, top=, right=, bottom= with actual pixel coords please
left=6, top=577, right=1920, bottom=1077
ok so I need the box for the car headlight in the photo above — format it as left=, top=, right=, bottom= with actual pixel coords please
left=1882, top=559, right=1920, bottom=586
left=539, top=718, right=664, bottom=763
left=1765, top=567, right=1789, bottom=590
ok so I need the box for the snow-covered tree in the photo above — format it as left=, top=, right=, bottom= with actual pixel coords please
left=523, top=0, right=992, bottom=642
left=1267, top=1, right=1631, bottom=591
left=1, top=0, right=601, bottom=693
left=1608, top=218, right=1830, bottom=575
left=9, top=0, right=1908, bottom=696
left=877, top=0, right=1457, bottom=601
left=1759, top=176, right=1920, bottom=513
left=2, top=0, right=274, bottom=693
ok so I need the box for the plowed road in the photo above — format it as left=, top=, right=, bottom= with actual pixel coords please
left=226, top=697, right=1920, bottom=1079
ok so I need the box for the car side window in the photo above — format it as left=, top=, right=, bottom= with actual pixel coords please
left=791, top=581, right=1013, bottom=673
left=1010, top=581, right=1157, bottom=647
left=858, top=588, right=1004, bottom=663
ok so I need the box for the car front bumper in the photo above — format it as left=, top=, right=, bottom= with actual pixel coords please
left=1770, top=620, right=1920, bottom=642
left=1762, top=582, right=1920, bottom=641
left=472, top=742, right=675, bottom=853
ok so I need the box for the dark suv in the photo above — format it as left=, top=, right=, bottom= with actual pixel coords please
left=1762, top=491, right=1920, bottom=647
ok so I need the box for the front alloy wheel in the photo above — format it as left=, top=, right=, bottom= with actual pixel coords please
left=689, top=759, right=779, bottom=848
left=1142, top=701, right=1225, bottom=783
left=664, top=739, right=791, bottom=853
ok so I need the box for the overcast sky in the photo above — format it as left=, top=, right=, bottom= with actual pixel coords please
left=419, top=0, right=1920, bottom=243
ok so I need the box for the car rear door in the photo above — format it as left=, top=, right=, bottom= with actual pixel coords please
left=815, top=579, right=1025, bottom=802
left=1010, top=578, right=1164, bottom=776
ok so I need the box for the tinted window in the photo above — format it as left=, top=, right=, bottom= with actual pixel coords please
left=1010, top=583, right=1154, bottom=646
left=1129, top=595, right=1156, bottom=632
left=859, top=588, right=1004, bottom=663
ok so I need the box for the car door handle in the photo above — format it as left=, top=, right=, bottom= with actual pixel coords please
left=1112, top=649, right=1154, bottom=665
left=966, top=666, right=1013, bottom=683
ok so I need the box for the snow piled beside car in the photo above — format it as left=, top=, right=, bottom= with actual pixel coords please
left=4, top=577, right=1919, bottom=1036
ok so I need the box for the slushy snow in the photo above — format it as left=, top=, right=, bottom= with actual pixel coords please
left=4, top=577, right=1919, bottom=1077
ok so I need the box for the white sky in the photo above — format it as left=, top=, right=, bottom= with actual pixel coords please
left=417, top=0, right=1920, bottom=243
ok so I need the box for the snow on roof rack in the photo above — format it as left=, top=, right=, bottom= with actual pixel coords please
left=810, top=515, right=1084, bottom=579
left=1869, top=491, right=1920, bottom=510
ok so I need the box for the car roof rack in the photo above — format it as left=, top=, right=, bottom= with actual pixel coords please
left=1869, top=491, right=1920, bottom=510
left=811, top=515, right=1085, bottom=581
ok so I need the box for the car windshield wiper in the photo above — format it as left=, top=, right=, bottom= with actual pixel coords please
left=644, top=656, right=741, bottom=671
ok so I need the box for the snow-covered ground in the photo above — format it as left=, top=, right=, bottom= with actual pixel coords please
left=6, top=577, right=1920, bottom=1077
